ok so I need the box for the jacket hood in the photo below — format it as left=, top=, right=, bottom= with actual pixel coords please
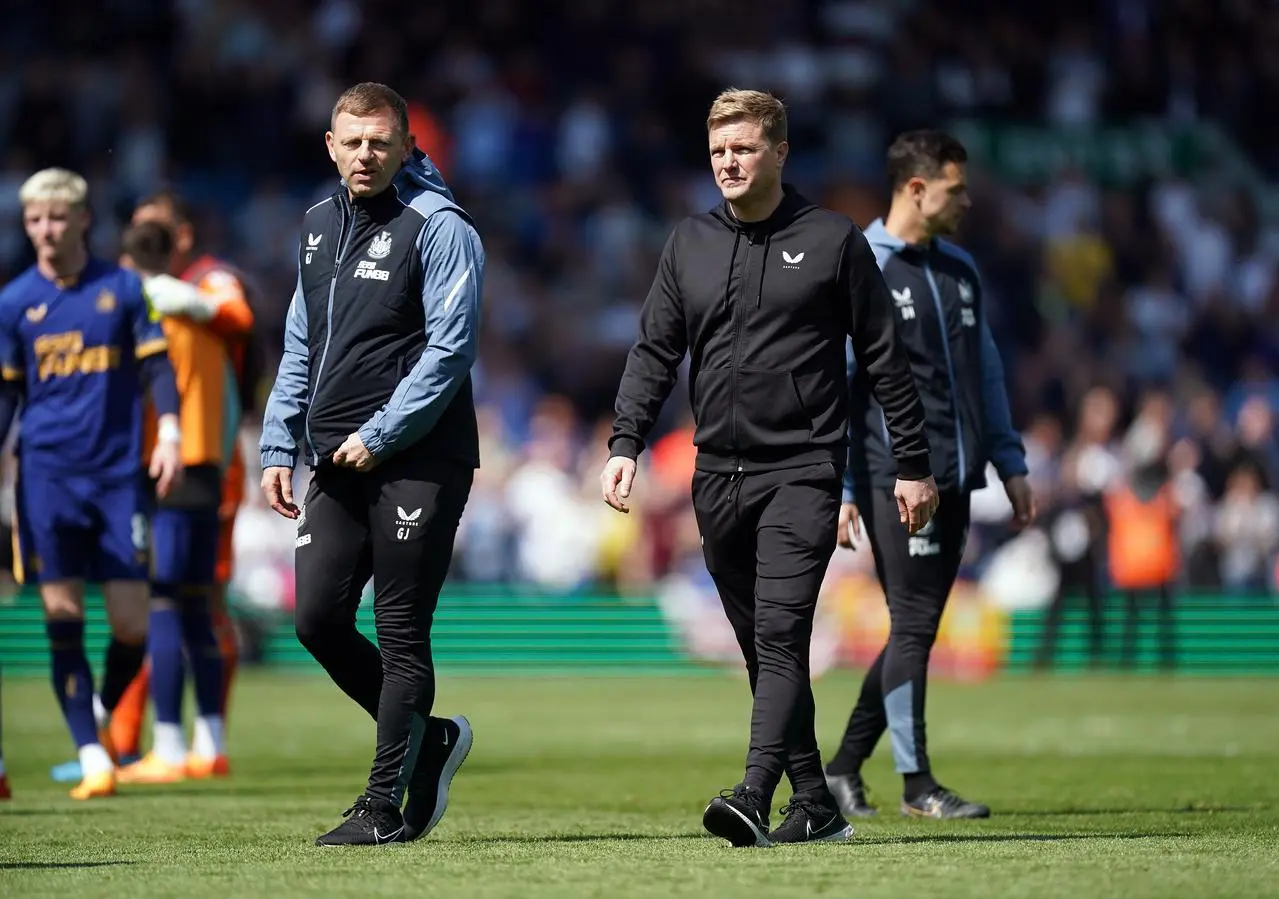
left=709, top=183, right=818, bottom=234
left=393, top=148, right=455, bottom=202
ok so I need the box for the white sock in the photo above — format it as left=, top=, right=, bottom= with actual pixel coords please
left=153, top=722, right=187, bottom=765
left=192, top=715, right=225, bottom=758
left=79, top=743, right=114, bottom=776
left=92, top=694, right=108, bottom=729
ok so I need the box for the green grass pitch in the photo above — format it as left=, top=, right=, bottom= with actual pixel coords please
left=1, top=671, right=1277, bottom=898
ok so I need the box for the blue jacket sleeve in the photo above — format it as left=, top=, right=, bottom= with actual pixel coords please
left=259, top=270, right=310, bottom=469
left=980, top=318, right=1028, bottom=480
left=357, top=211, right=484, bottom=459
left=843, top=339, right=858, bottom=504
left=139, top=353, right=180, bottom=417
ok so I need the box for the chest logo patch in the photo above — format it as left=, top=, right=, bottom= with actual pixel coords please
left=367, top=231, right=393, bottom=260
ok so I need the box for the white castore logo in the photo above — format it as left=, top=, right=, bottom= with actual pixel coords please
left=394, top=506, right=423, bottom=541
left=781, top=250, right=805, bottom=268
left=306, top=233, right=322, bottom=265
left=367, top=231, right=393, bottom=259
left=892, top=287, right=915, bottom=320
left=958, top=279, right=973, bottom=304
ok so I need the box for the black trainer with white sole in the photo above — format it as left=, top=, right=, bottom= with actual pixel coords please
left=767, top=793, right=855, bottom=844
left=401, top=714, right=473, bottom=841
left=702, top=783, right=772, bottom=848
left=315, top=794, right=406, bottom=846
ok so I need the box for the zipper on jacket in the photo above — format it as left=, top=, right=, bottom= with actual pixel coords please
left=754, top=234, right=771, bottom=308
left=305, top=195, right=355, bottom=466
left=730, top=233, right=754, bottom=453
left=923, top=259, right=967, bottom=488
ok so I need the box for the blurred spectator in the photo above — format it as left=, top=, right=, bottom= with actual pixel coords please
left=3, top=0, right=1279, bottom=615
left=1214, top=458, right=1279, bottom=595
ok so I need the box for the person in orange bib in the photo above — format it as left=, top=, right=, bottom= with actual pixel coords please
left=1104, top=460, right=1180, bottom=671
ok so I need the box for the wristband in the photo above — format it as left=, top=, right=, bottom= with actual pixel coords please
left=158, top=419, right=182, bottom=445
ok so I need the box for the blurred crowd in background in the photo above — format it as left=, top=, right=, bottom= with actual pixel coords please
left=3, top=0, right=1279, bottom=610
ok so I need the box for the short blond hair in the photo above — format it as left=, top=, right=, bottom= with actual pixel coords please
left=706, top=88, right=788, bottom=146
left=19, top=167, right=88, bottom=209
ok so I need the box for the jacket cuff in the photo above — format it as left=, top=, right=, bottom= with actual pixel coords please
left=358, top=421, right=387, bottom=459
left=261, top=448, right=296, bottom=470
left=895, top=453, right=932, bottom=481
left=996, top=458, right=1029, bottom=481
left=608, top=435, right=643, bottom=461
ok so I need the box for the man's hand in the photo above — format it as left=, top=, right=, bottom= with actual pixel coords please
left=333, top=432, right=377, bottom=471
left=600, top=456, right=638, bottom=513
left=837, top=502, right=862, bottom=549
left=261, top=466, right=299, bottom=519
left=148, top=440, right=183, bottom=499
left=1004, top=474, right=1036, bottom=530
left=894, top=475, right=939, bottom=535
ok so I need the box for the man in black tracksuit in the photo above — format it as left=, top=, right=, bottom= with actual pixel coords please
left=602, top=89, right=939, bottom=847
left=259, top=83, right=483, bottom=846
left=824, top=130, right=1035, bottom=820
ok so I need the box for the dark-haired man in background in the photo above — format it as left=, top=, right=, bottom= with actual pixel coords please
left=825, top=130, right=1035, bottom=820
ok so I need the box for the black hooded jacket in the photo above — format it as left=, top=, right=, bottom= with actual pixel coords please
left=609, top=185, right=931, bottom=479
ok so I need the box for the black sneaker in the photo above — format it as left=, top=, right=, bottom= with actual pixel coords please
left=702, top=783, right=772, bottom=847
left=902, top=785, right=991, bottom=819
left=768, top=792, right=855, bottom=844
left=826, top=772, right=878, bottom=818
left=315, top=794, right=406, bottom=846
left=401, top=714, right=473, bottom=841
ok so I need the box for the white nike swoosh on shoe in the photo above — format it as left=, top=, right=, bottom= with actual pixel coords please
left=808, top=815, right=854, bottom=842
left=713, top=800, right=772, bottom=848
left=374, top=824, right=405, bottom=843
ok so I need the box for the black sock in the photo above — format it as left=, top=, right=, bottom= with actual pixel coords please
left=903, top=771, right=938, bottom=801
left=99, top=638, right=146, bottom=714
